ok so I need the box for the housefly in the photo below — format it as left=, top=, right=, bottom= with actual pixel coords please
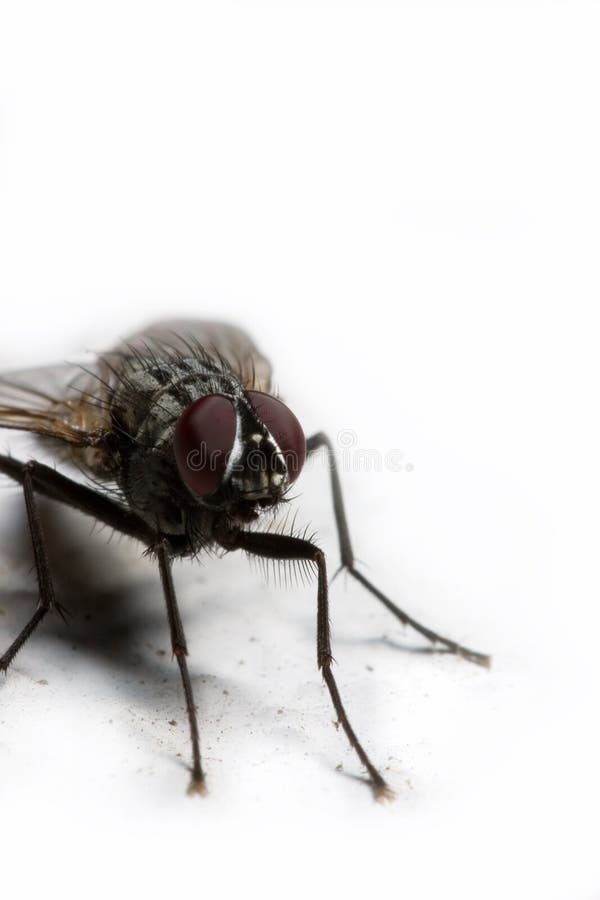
left=0, top=320, right=489, bottom=800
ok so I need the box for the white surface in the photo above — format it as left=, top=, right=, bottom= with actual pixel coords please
left=1, top=2, right=599, bottom=899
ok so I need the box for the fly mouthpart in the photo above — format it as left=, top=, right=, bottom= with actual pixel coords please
left=235, top=467, right=288, bottom=502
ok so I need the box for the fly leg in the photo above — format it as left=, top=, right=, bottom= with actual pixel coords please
left=0, top=455, right=155, bottom=663
left=0, top=455, right=203, bottom=794
left=0, top=453, right=152, bottom=670
left=306, top=432, right=490, bottom=668
left=0, top=464, right=68, bottom=672
left=156, top=540, right=206, bottom=796
left=217, top=526, right=393, bottom=801
left=0, top=455, right=156, bottom=545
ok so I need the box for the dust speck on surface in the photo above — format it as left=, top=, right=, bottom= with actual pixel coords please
left=36, top=679, right=48, bottom=686
left=168, top=719, right=177, bottom=726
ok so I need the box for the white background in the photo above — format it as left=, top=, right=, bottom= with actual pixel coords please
left=1, top=2, right=599, bottom=899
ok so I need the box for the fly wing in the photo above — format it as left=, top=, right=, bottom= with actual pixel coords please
left=0, top=320, right=272, bottom=445
left=0, top=361, right=106, bottom=446
left=120, top=319, right=273, bottom=392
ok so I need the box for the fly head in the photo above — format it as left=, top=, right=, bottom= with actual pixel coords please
left=174, top=389, right=306, bottom=524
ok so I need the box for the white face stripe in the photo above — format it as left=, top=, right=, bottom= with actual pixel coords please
left=241, top=394, right=287, bottom=465
left=223, top=402, right=244, bottom=483
left=222, top=394, right=289, bottom=493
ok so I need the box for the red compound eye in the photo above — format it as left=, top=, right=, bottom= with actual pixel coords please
left=174, top=395, right=236, bottom=496
left=246, top=391, right=306, bottom=482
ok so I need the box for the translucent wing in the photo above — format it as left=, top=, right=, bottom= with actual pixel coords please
left=0, top=361, right=102, bottom=446
left=119, top=319, right=273, bottom=393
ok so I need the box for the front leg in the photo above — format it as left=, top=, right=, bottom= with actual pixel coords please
left=0, top=464, right=68, bottom=672
left=0, top=455, right=205, bottom=795
left=0, top=455, right=156, bottom=544
left=156, top=540, right=206, bottom=795
left=0, top=455, right=153, bottom=667
left=306, top=432, right=490, bottom=667
left=217, top=526, right=393, bottom=801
